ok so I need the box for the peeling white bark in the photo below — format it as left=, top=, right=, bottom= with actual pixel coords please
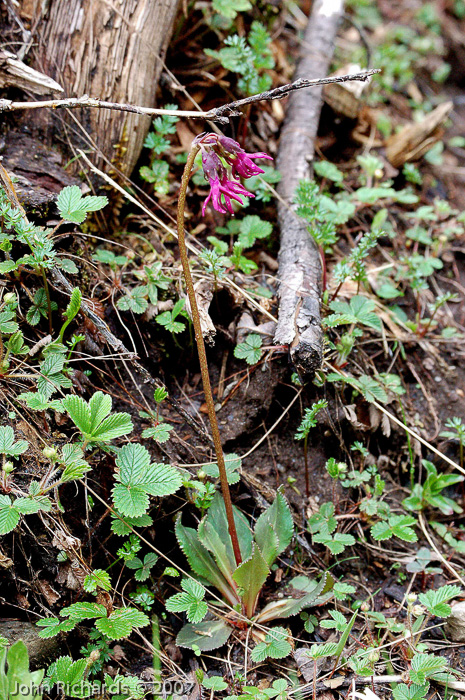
left=274, top=0, right=345, bottom=378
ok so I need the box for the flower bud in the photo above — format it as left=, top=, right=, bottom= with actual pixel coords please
left=43, top=446, right=59, bottom=462
left=412, top=605, right=426, bottom=617
left=88, top=649, right=100, bottom=664
left=3, top=461, right=14, bottom=474
left=201, top=151, right=225, bottom=182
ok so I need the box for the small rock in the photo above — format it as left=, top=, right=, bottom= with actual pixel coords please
left=0, top=620, right=58, bottom=663
left=445, top=602, right=465, bottom=641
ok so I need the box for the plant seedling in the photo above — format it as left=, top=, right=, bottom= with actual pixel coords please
left=295, top=399, right=328, bottom=496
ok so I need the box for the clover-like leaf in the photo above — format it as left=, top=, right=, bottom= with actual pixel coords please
left=165, top=578, right=208, bottom=623
left=234, top=334, right=263, bottom=365
left=0, top=426, right=28, bottom=458
left=418, top=584, right=462, bottom=618
left=250, top=627, right=292, bottom=662
left=95, top=608, right=149, bottom=640
left=62, top=391, right=132, bottom=445
left=112, top=443, right=182, bottom=517
left=57, top=186, right=108, bottom=224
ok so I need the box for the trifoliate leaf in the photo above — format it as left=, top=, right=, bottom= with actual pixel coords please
left=15, top=496, right=51, bottom=514
left=57, top=186, right=108, bottom=224
left=418, top=584, right=462, bottom=618
left=0, top=495, right=20, bottom=534
left=234, top=334, right=263, bottom=365
left=313, top=530, right=356, bottom=555
left=110, top=513, right=153, bottom=536
left=142, top=423, right=173, bottom=444
left=371, top=515, right=417, bottom=543
left=36, top=618, right=77, bottom=639
left=156, top=309, right=185, bottom=334
left=238, top=215, right=273, bottom=248
left=112, top=443, right=181, bottom=516
left=409, top=653, right=447, bottom=685
left=0, top=426, right=28, bottom=457
left=17, top=392, right=64, bottom=412
left=166, top=578, right=208, bottom=624
left=83, top=570, right=112, bottom=593
left=250, top=627, right=292, bottom=662
left=202, top=676, right=228, bottom=691
left=62, top=392, right=132, bottom=444
left=355, top=375, right=388, bottom=404
left=95, top=608, right=149, bottom=640
left=328, top=295, right=382, bottom=332
left=126, top=553, right=158, bottom=582
left=117, top=288, right=148, bottom=314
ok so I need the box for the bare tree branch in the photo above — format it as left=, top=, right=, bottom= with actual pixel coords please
left=0, top=69, right=379, bottom=123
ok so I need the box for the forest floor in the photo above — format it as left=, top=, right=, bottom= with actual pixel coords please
left=2, top=1, right=465, bottom=699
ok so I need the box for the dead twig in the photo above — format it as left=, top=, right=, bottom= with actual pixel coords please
left=0, top=70, right=379, bottom=123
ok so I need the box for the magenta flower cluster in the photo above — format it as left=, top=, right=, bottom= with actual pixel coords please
left=194, top=133, right=273, bottom=216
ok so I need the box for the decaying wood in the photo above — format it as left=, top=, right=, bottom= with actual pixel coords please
left=1, top=131, right=79, bottom=213
left=385, top=101, right=453, bottom=167
left=25, top=0, right=182, bottom=175
left=274, top=0, right=345, bottom=379
left=0, top=49, right=63, bottom=94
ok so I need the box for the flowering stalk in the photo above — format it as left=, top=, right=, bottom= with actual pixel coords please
left=176, top=134, right=272, bottom=567
left=176, top=143, right=243, bottom=566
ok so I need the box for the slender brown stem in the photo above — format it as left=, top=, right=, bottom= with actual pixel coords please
left=0, top=332, right=4, bottom=370
left=177, top=146, right=242, bottom=567
left=40, top=267, right=53, bottom=335
left=304, top=434, right=309, bottom=498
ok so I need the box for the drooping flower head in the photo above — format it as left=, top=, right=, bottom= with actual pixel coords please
left=194, top=133, right=273, bottom=216
left=200, top=151, right=253, bottom=216
left=217, top=135, right=273, bottom=179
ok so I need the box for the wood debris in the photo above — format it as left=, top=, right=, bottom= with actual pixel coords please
left=0, top=50, right=63, bottom=94
left=385, top=101, right=453, bottom=167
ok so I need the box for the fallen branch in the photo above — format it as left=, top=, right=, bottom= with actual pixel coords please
left=0, top=69, right=379, bottom=123
left=273, top=0, right=346, bottom=379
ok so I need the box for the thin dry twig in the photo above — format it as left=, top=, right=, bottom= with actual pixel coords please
left=0, top=70, right=379, bottom=122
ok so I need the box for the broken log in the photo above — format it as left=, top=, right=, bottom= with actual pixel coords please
left=274, top=0, right=344, bottom=380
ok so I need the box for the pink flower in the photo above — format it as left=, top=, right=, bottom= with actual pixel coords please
left=218, top=136, right=273, bottom=179
left=201, top=152, right=253, bottom=216
left=196, top=134, right=273, bottom=216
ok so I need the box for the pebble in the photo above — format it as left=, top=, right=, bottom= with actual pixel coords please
left=445, top=602, right=465, bottom=641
